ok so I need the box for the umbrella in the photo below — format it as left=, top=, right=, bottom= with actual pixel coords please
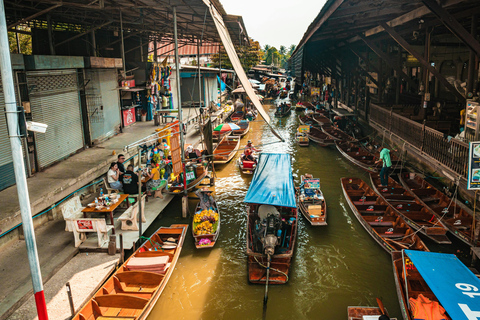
left=213, top=123, right=241, bottom=133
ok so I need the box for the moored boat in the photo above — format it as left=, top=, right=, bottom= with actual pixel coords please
left=237, top=152, right=258, bottom=174
left=167, top=163, right=209, bottom=194
left=370, top=173, right=451, bottom=244
left=307, top=127, right=336, bottom=146
left=399, top=172, right=480, bottom=247
left=213, top=135, right=240, bottom=164
left=341, top=177, right=429, bottom=252
left=298, top=114, right=318, bottom=126
left=297, top=175, right=327, bottom=226
left=336, top=141, right=379, bottom=172
left=230, top=111, right=244, bottom=122
left=192, top=190, right=220, bottom=249
left=347, top=306, right=397, bottom=320
left=312, top=113, right=332, bottom=126
left=245, top=153, right=297, bottom=285
left=274, top=104, right=291, bottom=117
left=392, top=250, right=480, bottom=320
left=295, top=102, right=306, bottom=111
left=295, top=126, right=310, bottom=147
left=322, top=125, right=357, bottom=142
left=231, top=120, right=250, bottom=137
left=71, top=224, right=188, bottom=320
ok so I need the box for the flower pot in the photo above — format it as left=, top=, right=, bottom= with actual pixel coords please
left=141, top=115, right=147, bottom=122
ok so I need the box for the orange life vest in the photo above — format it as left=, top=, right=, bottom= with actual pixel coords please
left=409, top=294, right=447, bottom=320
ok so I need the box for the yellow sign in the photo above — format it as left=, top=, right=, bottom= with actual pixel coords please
left=310, top=87, right=320, bottom=96
left=298, top=125, right=310, bottom=133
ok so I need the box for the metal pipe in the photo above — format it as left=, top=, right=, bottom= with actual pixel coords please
left=47, top=14, right=54, bottom=55
left=91, top=30, right=97, bottom=57
left=0, top=1, right=48, bottom=319
left=15, top=26, right=20, bottom=53
left=197, top=38, right=204, bottom=147
left=120, top=10, right=126, bottom=77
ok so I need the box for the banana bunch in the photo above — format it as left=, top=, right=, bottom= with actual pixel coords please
left=194, top=221, right=213, bottom=235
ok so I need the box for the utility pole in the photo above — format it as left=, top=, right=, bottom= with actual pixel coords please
left=0, top=1, right=48, bottom=319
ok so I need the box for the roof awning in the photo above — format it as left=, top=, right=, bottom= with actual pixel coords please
left=405, top=250, right=480, bottom=320
left=244, top=153, right=296, bottom=208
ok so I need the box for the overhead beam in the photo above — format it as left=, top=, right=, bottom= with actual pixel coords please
left=55, top=21, right=113, bottom=47
left=349, top=47, right=381, bottom=74
left=7, top=4, right=62, bottom=29
left=421, top=0, right=480, bottom=57
left=380, top=22, right=465, bottom=101
left=359, top=34, right=417, bottom=90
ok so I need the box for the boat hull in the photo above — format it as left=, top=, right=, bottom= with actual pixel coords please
left=192, top=200, right=220, bottom=249
left=213, top=136, right=240, bottom=164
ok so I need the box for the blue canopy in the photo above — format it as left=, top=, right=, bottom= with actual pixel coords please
left=405, top=250, right=480, bottom=320
left=244, top=153, right=296, bottom=208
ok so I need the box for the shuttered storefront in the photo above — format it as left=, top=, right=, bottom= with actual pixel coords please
left=0, top=74, right=16, bottom=191
left=27, top=70, right=84, bottom=169
left=85, top=69, right=121, bottom=143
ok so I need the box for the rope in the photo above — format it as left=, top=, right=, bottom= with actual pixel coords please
left=139, top=236, right=164, bottom=251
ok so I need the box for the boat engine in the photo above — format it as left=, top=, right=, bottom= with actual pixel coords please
left=263, top=213, right=282, bottom=256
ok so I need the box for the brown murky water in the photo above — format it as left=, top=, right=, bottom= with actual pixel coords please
left=146, top=102, right=405, bottom=319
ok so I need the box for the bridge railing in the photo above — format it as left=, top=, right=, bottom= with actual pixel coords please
left=369, top=103, right=468, bottom=178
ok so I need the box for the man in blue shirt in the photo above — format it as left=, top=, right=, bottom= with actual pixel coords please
left=375, top=147, right=392, bottom=187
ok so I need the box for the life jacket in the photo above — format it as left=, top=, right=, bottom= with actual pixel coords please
left=409, top=294, right=447, bottom=320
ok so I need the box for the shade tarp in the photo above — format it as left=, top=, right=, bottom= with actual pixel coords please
left=244, top=153, right=296, bottom=208
left=405, top=250, right=480, bottom=320
left=203, top=0, right=284, bottom=142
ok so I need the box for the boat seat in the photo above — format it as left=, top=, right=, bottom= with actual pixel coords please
left=412, top=189, right=437, bottom=196
left=94, top=294, right=148, bottom=315
left=97, top=317, right=136, bottom=320
left=402, top=211, right=435, bottom=221
left=114, top=271, right=163, bottom=292
left=308, top=205, right=324, bottom=217
left=243, top=161, right=255, bottom=169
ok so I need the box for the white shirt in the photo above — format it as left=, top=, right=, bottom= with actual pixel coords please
left=107, top=169, right=117, bottom=183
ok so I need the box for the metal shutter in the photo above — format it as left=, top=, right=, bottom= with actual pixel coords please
left=27, top=70, right=84, bottom=169
left=0, top=74, right=16, bottom=190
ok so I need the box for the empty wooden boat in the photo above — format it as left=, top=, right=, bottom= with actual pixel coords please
left=321, top=125, right=357, bottom=142
left=370, top=173, right=451, bottom=244
left=392, top=250, right=480, bottom=320
left=399, top=172, right=479, bottom=247
left=72, top=224, right=188, bottom=320
left=336, top=141, right=378, bottom=172
left=307, top=127, right=336, bottom=146
left=231, top=120, right=250, bottom=137
left=298, top=114, right=318, bottom=126
left=192, top=191, right=220, bottom=249
left=312, top=113, right=332, bottom=126
left=297, top=175, right=327, bottom=226
left=341, top=177, right=429, bottom=253
left=245, top=153, right=297, bottom=285
left=347, top=306, right=397, bottom=320
left=213, top=135, right=240, bottom=164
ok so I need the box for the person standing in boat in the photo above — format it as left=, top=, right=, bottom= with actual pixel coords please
left=375, top=147, right=392, bottom=187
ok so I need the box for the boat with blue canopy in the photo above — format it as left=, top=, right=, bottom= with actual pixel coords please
left=244, top=153, right=297, bottom=291
left=392, top=249, right=480, bottom=320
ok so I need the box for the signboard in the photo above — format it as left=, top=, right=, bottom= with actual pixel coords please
left=185, top=167, right=196, bottom=184
left=122, top=107, right=136, bottom=127
left=120, top=79, right=135, bottom=88
left=466, top=101, right=479, bottom=130
left=298, top=125, right=310, bottom=133
left=310, top=87, right=320, bottom=96
left=467, top=141, right=480, bottom=190
left=76, top=220, right=93, bottom=230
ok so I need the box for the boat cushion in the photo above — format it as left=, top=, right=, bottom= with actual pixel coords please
left=308, top=205, right=323, bottom=217
left=243, top=161, right=255, bottom=169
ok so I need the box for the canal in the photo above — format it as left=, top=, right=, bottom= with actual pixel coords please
left=146, top=102, right=420, bottom=319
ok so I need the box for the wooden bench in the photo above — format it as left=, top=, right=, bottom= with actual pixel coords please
left=61, top=196, right=86, bottom=232
left=72, top=218, right=114, bottom=247
left=118, top=195, right=146, bottom=231
left=103, top=177, right=121, bottom=196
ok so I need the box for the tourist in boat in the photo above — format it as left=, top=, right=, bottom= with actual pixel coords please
left=375, top=147, right=392, bottom=187
left=245, top=140, right=260, bottom=153
left=122, top=165, right=145, bottom=194
left=195, top=187, right=215, bottom=210
left=107, top=162, right=123, bottom=191
left=146, top=161, right=162, bottom=195
left=242, top=149, right=256, bottom=163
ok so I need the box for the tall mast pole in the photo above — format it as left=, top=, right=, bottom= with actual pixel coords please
left=0, top=1, right=48, bottom=319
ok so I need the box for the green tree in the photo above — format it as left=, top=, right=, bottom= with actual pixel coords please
left=263, top=44, right=271, bottom=53
left=288, top=44, right=296, bottom=56
left=211, top=38, right=262, bottom=72
left=8, top=25, right=32, bottom=54
left=279, top=45, right=286, bottom=56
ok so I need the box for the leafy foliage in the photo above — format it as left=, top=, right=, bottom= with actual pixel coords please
left=8, top=25, right=32, bottom=54
left=211, top=39, right=262, bottom=71
left=262, top=44, right=296, bottom=68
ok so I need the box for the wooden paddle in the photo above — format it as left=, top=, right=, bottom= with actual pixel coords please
left=376, top=298, right=390, bottom=320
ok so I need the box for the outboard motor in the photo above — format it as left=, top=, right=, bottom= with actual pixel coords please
left=263, top=213, right=281, bottom=256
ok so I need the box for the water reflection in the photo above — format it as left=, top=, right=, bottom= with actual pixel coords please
left=147, top=102, right=401, bottom=319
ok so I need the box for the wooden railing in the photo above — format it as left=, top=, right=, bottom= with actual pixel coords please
left=370, top=103, right=468, bottom=178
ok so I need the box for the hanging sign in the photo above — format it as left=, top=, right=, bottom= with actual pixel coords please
left=310, top=87, right=320, bottom=96
left=467, top=141, right=480, bottom=190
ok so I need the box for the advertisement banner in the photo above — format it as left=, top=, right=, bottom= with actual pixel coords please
left=122, top=107, right=136, bottom=127
left=298, top=125, right=310, bottom=133
left=467, top=141, right=480, bottom=190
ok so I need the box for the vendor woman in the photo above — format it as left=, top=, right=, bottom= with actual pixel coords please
left=146, top=161, right=162, bottom=195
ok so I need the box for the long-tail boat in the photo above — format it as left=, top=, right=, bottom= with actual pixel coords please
left=399, top=172, right=479, bottom=247
left=72, top=224, right=188, bottom=320
left=274, top=104, right=291, bottom=117
left=213, top=135, right=240, bottom=164
left=312, top=113, right=332, bottom=126
left=307, top=127, right=336, bottom=146
left=167, top=164, right=209, bottom=194
left=297, top=174, right=327, bottom=226
left=392, top=250, right=480, bottom=320
left=321, top=125, right=357, bottom=142
left=192, top=191, right=220, bottom=249
left=245, top=153, right=297, bottom=286
left=298, top=114, right=318, bottom=126
left=341, top=177, right=428, bottom=253
left=231, top=120, right=250, bottom=138
left=370, top=173, right=451, bottom=244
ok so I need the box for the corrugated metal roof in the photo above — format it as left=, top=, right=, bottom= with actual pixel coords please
left=155, top=42, right=220, bottom=56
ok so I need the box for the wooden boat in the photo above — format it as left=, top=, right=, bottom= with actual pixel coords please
left=231, top=120, right=250, bottom=137
left=295, top=131, right=309, bottom=147
left=298, top=114, right=318, bottom=126
left=341, top=177, right=429, bottom=253
left=212, top=130, right=230, bottom=142
left=307, top=127, right=336, bottom=146
left=72, top=224, right=188, bottom=320
left=192, top=191, right=220, bottom=249
left=370, top=173, right=451, bottom=244
left=392, top=250, right=480, bottom=320
left=336, top=140, right=377, bottom=172
left=347, top=306, right=397, bottom=320
left=312, top=113, right=332, bottom=126
left=322, top=125, right=357, bottom=142
left=399, top=172, right=480, bottom=247
left=213, top=135, right=240, bottom=164
left=230, top=111, right=244, bottom=122
left=295, top=102, right=306, bottom=111
left=297, top=175, right=327, bottom=226
left=274, top=104, right=291, bottom=117
left=237, top=153, right=258, bottom=174
left=166, top=164, right=208, bottom=194
left=245, top=153, right=297, bottom=285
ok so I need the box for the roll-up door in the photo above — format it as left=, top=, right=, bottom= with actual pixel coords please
left=0, top=74, right=16, bottom=191
left=27, top=70, right=84, bottom=169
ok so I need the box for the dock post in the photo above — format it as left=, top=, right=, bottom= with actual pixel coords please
left=66, top=282, right=75, bottom=316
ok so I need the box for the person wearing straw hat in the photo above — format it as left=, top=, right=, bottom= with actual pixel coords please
left=195, top=187, right=215, bottom=211
left=245, top=140, right=259, bottom=153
